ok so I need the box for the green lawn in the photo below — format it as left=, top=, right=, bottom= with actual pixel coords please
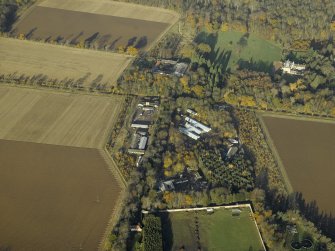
left=196, top=31, right=282, bottom=72
left=161, top=207, right=265, bottom=251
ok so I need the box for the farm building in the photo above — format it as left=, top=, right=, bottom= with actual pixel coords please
left=129, top=129, right=149, bottom=153
left=185, top=117, right=211, bottom=133
left=179, top=116, right=211, bottom=141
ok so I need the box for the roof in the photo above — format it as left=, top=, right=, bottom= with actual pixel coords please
left=179, top=127, right=200, bottom=140
left=185, top=117, right=211, bottom=133
left=227, top=146, right=238, bottom=158
left=128, top=149, right=145, bottom=155
left=138, top=136, right=148, bottom=150
left=131, top=123, right=149, bottom=129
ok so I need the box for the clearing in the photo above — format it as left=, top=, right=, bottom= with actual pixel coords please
left=159, top=207, right=265, bottom=251
left=0, top=37, right=132, bottom=89
left=261, top=114, right=335, bottom=215
left=0, top=139, right=122, bottom=251
left=196, top=31, right=282, bottom=72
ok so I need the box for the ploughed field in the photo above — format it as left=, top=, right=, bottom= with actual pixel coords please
left=12, top=6, right=168, bottom=50
left=262, top=115, right=335, bottom=214
left=0, top=139, right=122, bottom=251
left=12, top=0, right=178, bottom=50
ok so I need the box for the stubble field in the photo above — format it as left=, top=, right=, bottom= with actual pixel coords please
left=0, top=37, right=132, bottom=89
left=0, top=86, right=124, bottom=148
left=261, top=115, right=335, bottom=214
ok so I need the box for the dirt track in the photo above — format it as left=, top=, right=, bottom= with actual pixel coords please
left=0, top=139, right=122, bottom=251
left=0, top=86, right=124, bottom=148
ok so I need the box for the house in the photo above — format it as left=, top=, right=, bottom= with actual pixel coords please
left=281, top=60, right=305, bottom=75
left=159, top=180, right=175, bottom=192
left=153, top=60, right=188, bottom=77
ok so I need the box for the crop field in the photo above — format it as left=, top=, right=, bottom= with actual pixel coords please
left=0, top=37, right=131, bottom=89
left=196, top=31, right=282, bottom=72
left=261, top=115, right=335, bottom=214
left=160, top=207, right=265, bottom=251
left=12, top=0, right=178, bottom=50
left=0, top=86, right=124, bottom=148
left=0, top=139, right=122, bottom=251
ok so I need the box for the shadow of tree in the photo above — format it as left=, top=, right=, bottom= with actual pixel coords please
left=237, top=58, right=274, bottom=74
left=127, top=36, right=137, bottom=47
left=160, top=212, right=173, bottom=251
left=135, top=36, right=148, bottom=49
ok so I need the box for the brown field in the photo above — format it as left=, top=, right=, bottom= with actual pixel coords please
left=12, top=6, right=169, bottom=50
left=12, top=0, right=178, bottom=50
left=0, top=139, right=122, bottom=251
left=0, top=37, right=132, bottom=88
left=261, top=115, right=335, bottom=214
left=0, top=86, right=124, bottom=148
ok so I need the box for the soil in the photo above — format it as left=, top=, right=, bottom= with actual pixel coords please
left=262, top=116, right=335, bottom=214
left=0, top=139, right=122, bottom=251
left=12, top=6, right=169, bottom=50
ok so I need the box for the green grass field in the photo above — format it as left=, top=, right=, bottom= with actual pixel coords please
left=161, top=207, right=265, bottom=251
left=196, top=31, right=282, bottom=72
